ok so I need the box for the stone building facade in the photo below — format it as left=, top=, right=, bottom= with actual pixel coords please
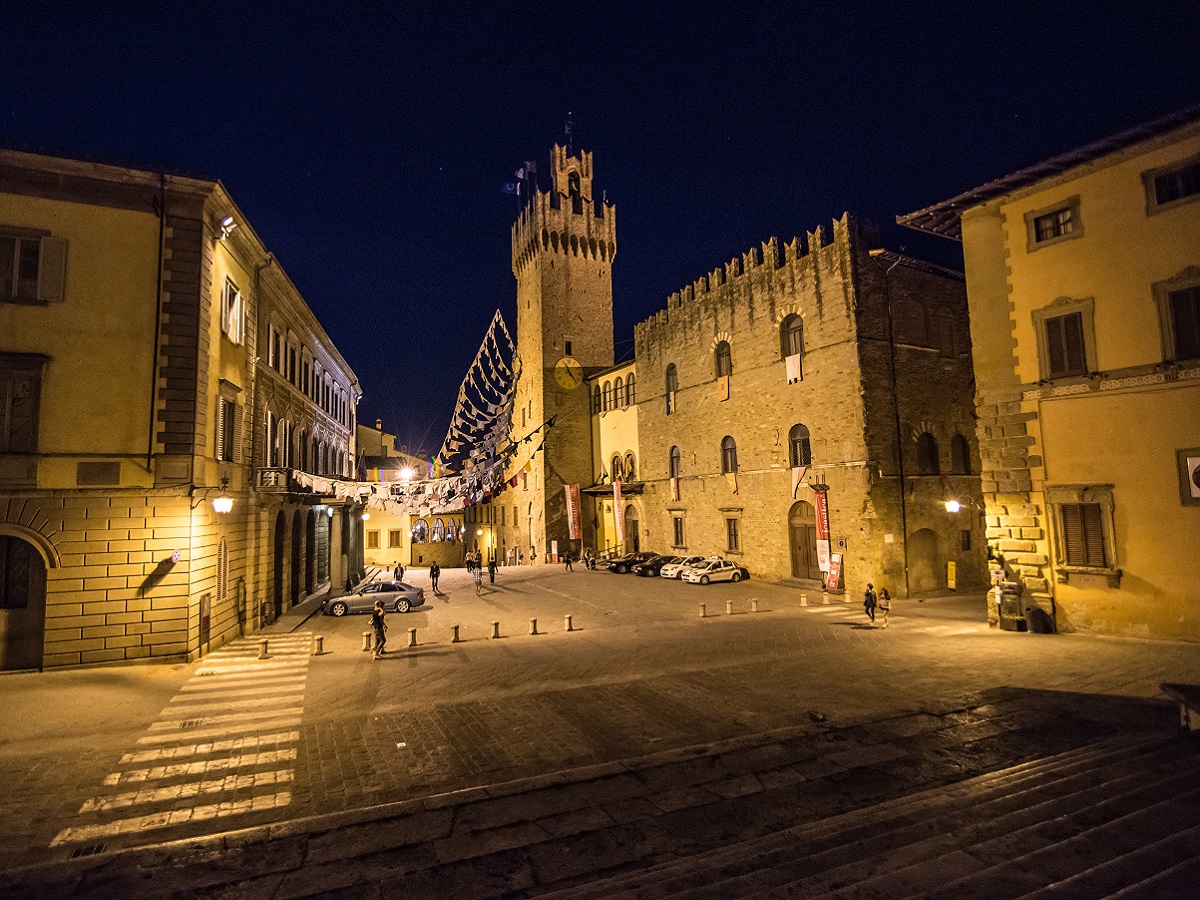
left=900, top=106, right=1200, bottom=639
left=631, top=215, right=986, bottom=596
left=0, top=148, right=363, bottom=670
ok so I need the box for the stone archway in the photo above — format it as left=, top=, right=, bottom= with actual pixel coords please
left=788, top=500, right=821, bottom=581
left=624, top=504, right=640, bottom=552
left=290, top=510, right=303, bottom=608
left=909, top=528, right=942, bottom=594
left=272, top=512, right=286, bottom=620
left=0, top=535, right=47, bottom=671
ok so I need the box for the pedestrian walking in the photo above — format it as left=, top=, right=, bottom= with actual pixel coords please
left=473, top=566, right=483, bottom=595
left=429, top=562, right=440, bottom=593
left=518, top=551, right=524, bottom=566
left=487, top=557, right=496, bottom=584
left=466, top=553, right=473, bottom=574
left=395, top=561, right=405, bottom=582
left=564, top=552, right=573, bottom=572
left=371, top=600, right=388, bottom=659
left=864, top=583, right=877, bottom=624
left=878, top=588, right=891, bottom=628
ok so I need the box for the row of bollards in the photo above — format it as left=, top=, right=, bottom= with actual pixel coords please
left=700, top=598, right=761, bottom=618
left=358, top=615, right=579, bottom=651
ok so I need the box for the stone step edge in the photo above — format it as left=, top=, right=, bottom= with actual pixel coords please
left=533, top=733, right=1177, bottom=900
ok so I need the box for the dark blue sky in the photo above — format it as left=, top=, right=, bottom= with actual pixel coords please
left=5, top=5, right=1197, bottom=452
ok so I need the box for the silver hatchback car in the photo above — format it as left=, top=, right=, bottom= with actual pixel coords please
left=322, top=581, right=425, bottom=616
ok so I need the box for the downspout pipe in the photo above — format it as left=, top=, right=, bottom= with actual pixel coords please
left=147, top=173, right=166, bottom=473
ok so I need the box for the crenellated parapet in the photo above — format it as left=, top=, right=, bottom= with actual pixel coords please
left=634, top=213, right=857, bottom=351
left=512, top=144, right=617, bottom=276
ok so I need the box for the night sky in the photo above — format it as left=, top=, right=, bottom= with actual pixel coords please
left=5, top=6, right=1197, bottom=453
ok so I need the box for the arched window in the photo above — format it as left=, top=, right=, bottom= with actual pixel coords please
left=569, top=170, right=582, bottom=214
left=625, top=452, right=636, bottom=481
left=592, top=384, right=601, bottom=414
left=626, top=372, right=636, bottom=404
left=715, top=341, right=732, bottom=377
left=432, top=519, right=446, bottom=541
left=602, top=381, right=612, bottom=411
left=917, top=432, right=940, bottom=475
left=669, top=445, right=682, bottom=478
left=720, top=435, right=738, bottom=473
left=951, top=433, right=971, bottom=475
left=411, top=519, right=429, bottom=543
left=614, top=376, right=625, bottom=407
left=789, top=424, right=812, bottom=467
left=611, top=454, right=624, bottom=481
left=665, top=363, right=678, bottom=395
left=781, top=314, right=804, bottom=357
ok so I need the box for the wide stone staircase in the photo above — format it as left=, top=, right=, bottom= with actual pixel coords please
left=4, top=689, right=1197, bottom=899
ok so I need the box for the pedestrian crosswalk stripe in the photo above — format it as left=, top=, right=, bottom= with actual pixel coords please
left=195, top=660, right=309, bottom=676
left=136, top=716, right=303, bottom=744
left=51, top=791, right=293, bottom=846
left=80, top=770, right=295, bottom=813
left=103, top=749, right=298, bottom=786
left=148, top=707, right=304, bottom=730
left=179, top=674, right=307, bottom=693
left=119, top=731, right=300, bottom=764
left=170, top=684, right=302, bottom=704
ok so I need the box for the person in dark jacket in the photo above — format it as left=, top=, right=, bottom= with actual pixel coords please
left=429, top=562, right=441, bottom=593
left=371, top=600, right=388, bottom=659
left=864, top=583, right=877, bottom=624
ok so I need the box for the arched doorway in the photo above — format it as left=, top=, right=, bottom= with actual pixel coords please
left=909, top=528, right=941, bottom=593
left=624, top=505, right=640, bottom=552
left=290, top=510, right=303, bottom=608
left=305, top=510, right=316, bottom=594
left=272, top=512, right=286, bottom=620
left=0, top=535, right=47, bottom=671
left=788, top=501, right=821, bottom=580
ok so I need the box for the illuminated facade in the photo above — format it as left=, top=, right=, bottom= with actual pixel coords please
left=0, top=148, right=363, bottom=670
left=900, top=106, right=1200, bottom=639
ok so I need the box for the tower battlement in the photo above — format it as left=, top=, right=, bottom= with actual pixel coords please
left=512, top=145, right=617, bottom=276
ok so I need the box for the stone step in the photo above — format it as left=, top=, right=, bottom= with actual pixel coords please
left=762, top=749, right=1200, bottom=900
left=1103, top=851, right=1200, bottom=899
left=534, top=733, right=1175, bottom=899
left=1011, top=823, right=1200, bottom=899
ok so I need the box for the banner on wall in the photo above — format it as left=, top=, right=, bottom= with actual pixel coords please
left=564, top=483, right=582, bottom=540
left=813, top=488, right=831, bottom=573
left=614, top=481, right=624, bottom=544
left=826, top=553, right=842, bottom=591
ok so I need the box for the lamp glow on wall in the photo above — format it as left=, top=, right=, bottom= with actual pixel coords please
left=944, top=499, right=963, bottom=513
left=192, top=477, right=233, bottom=513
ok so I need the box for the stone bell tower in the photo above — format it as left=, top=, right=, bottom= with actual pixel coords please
left=510, top=145, right=617, bottom=558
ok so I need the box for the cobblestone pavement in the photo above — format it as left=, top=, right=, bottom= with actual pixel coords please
left=1, top=564, right=1197, bottom=873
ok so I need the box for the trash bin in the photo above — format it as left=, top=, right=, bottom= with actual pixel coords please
left=998, top=582, right=1025, bottom=631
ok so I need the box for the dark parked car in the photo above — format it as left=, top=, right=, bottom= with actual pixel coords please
left=321, top=581, right=425, bottom=615
left=606, top=551, right=659, bottom=574
left=632, top=555, right=674, bottom=577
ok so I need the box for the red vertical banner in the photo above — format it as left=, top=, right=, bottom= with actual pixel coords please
left=826, top=553, right=843, bottom=591
left=614, top=481, right=624, bottom=544
left=564, top=483, right=582, bottom=540
left=813, top=489, right=831, bottom=573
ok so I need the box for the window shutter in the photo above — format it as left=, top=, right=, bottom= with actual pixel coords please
left=1063, top=313, right=1085, bottom=374
left=1062, top=504, right=1084, bottom=565
left=215, top=400, right=226, bottom=460
left=38, top=237, right=68, bottom=302
left=1082, top=503, right=1105, bottom=567
left=1046, top=319, right=1067, bottom=376
left=232, top=402, right=243, bottom=463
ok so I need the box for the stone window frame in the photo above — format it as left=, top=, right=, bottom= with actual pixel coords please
left=719, top=506, right=743, bottom=555
left=1152, top=266, right=1200, bottom=363
left=1031, top=296, right=1099, bottom=381
left=1024, top=195, right=1083, bottom=252
left=0, top=352, right=48, bottom=454
left=668, top=445, right=682, bottom=479
left=219, top=276, right=244, bottom=345
left=1142, top=151, right=1200, bottom=216
left=670, top=513, right=685, bottom=549
left=1044, top=483, right=1121, bottom=586
left=0, top=225, right=67, bottom=305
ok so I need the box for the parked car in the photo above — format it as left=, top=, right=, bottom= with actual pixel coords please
left=606, top=551, right=659, bottom=574
left=681, top=559, right=748, bottom=584
left=632, top=555, right=674, bottom=577
left=660, top=555, right=706, bottom=579
left=322, top=580, right=425, bottom=615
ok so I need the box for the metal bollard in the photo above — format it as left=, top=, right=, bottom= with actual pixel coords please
left=800, top=592, right=808, bottom=607
left=726, top=599, right=733, bottom=615
left=258, top=639, right=269, bottom=659
left=530, top=617, right=539, bottom=635
left=491, top=621, right=501, bottom=639
left=408, top=627, right=417, bottom=648
left=564, top=614, right=573, bottom=632
left=700, top=603, right=706, bottom=618
left=451, top=624, right=461, bottom=643
left=313, top=635, right=325, bottom=655
left=362, top=631, right=373, bottom=652
left=751, top=599, right=759, bottom=613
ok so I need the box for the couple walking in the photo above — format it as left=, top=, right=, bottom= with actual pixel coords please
left=863, top=583, right=892, bottom=627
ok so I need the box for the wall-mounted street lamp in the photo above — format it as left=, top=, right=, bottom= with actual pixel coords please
left=192, top=477, right=233, bottom=513
left=218, top=215, right=238, bottom=241
left=361, top=512, right=371, bottom=521
left=944, top=499, right=963, bottom=513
